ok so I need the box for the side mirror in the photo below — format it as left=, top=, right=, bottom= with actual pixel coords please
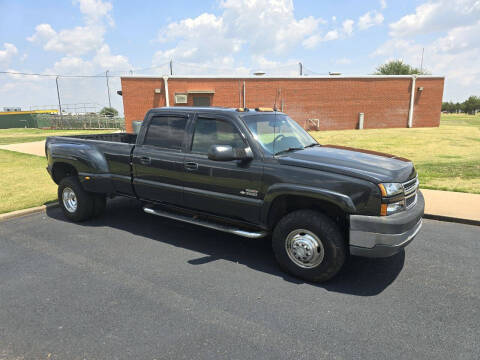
left=208, top=145, right=253, bottom=161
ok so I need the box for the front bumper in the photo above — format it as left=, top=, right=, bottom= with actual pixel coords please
left=349, top=191, right=424, bottom=257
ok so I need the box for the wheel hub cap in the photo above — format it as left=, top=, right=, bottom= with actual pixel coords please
left=285, top=229, right=324, bottom=268
left=62, top=187, right=77, bottom=213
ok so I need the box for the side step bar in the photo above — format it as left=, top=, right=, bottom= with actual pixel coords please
left=143, top=206, right=268, bottom=239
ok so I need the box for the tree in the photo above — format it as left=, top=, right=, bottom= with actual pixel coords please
left=374, top=60, right=428, bottom=75
left=462, top=96, right=480, bottom=114
left=99, top=107, right=118, bottom=117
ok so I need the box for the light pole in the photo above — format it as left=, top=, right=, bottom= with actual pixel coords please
left=55, top=76, right=63, bottom=126
left=106, top=70, right=112, bottom=108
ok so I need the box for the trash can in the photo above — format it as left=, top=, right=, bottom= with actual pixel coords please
left=132, top=121, right=142, bottom=134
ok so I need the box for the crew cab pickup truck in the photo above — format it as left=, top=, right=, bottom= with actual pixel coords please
left=46, top=107, right=424, bottom=282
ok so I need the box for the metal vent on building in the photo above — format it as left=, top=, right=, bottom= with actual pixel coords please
left=174, top=94, right=188, bottom=104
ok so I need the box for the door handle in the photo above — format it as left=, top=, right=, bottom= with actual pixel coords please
left=139, top=156, right=151, bottom=165
left=184, top=162, right=199, bottom=170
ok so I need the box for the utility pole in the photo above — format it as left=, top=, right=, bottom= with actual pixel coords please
left=105, top=70, right=112, bottom=108
left=55, top=76, right=63, bottom=126
left=299, top=62, right=303, bottom=76
left=169, top=59, right=173, bottom=75
left=420, top=48, right=424, bottom=73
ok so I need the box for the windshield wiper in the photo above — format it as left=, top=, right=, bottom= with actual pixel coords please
left=274, top=147, right=304, bottom=156
left=304, top=142, right=319, bottom=148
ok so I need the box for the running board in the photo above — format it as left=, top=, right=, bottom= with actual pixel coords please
left=143, top=206, right=268, bottom=239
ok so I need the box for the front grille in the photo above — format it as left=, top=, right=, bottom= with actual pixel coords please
left=403, top=176, right=419, bottom=209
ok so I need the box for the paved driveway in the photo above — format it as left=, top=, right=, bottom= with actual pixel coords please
left=0, top=140, right=46, bottom=157
left=0, top=198, right=478, bottom=359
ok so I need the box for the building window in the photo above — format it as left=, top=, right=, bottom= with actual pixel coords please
left=193, top=96, right=211, bottom=107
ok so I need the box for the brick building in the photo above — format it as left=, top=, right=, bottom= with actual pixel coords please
left=119, top=75, right=444, bottom=133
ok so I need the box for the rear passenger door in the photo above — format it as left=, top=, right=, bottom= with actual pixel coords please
left=132, top=114, right=189, bottom=205
left=182, top=114, right=264, bottom=224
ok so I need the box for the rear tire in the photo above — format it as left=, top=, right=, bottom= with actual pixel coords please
left=58, top=176, right=96, bottom=222
left=272, top=209, right=346, bottom=283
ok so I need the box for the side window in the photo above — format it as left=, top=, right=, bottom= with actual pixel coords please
left=143, top=116, right=186, bottom=150
left=191, top=117, right=246, bottom=154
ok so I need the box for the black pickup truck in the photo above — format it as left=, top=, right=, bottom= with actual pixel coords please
left=46, top=107, right=424, bottom=282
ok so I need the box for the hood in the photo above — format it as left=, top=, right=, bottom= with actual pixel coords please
left=278, top=145, right=416, bottom=183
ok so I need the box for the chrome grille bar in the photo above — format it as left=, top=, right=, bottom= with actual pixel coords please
left=403, top=175, right=419, bottom=209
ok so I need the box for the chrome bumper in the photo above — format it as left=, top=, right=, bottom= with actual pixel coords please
left=349, top=191, right=424, bottom=258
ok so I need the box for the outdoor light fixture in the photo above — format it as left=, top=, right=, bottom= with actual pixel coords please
left=418, top=87, right=424, bottom=91
left=154, top=88, right=162, bottom=94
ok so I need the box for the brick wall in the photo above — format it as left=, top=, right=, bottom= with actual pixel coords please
left=121, top=76, right=444, bottom=133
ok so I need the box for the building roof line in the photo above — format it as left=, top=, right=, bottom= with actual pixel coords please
left=121, top=74, right=445, bottom=80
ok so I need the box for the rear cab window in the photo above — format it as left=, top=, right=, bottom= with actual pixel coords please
left=143, top=116, right=187, bottom=150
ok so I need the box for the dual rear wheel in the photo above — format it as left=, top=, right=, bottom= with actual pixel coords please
left=58, top=176, right=106, bottom=222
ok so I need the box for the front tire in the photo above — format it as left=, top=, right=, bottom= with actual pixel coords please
left=58, top=176, right=96, bottom=222
left=272, top=210, right=346, bottom=283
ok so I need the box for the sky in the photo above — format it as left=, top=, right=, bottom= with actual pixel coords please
left=1, top=0, right=479, bottom=114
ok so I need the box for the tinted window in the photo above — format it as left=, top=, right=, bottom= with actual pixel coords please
left=191, top=118, right=245, bottom=154
left=143, top=116, right=186, bottom=150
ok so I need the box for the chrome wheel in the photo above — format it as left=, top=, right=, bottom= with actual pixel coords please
left=285, top=229, right=324, bottom=268
left=62, top=187, right=77, bottom=213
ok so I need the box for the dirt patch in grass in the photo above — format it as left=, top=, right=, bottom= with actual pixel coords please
left=0, top=128, right=116, bottom=145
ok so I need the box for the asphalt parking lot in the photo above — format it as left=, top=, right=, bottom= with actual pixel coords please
left=0, top=198, right=478, bottom=359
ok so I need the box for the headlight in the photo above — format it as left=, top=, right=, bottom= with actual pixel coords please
left=379, top=183, right=405, bottom=215
left=379, top=183, right=403, bottom=197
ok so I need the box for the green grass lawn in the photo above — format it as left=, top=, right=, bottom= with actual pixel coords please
left=0, top=149, right=58, bottom=214
left=0, top=128, right=117, bottom=214
left=0, top=128, right=115, bottom=145
left=310, top=114, right=480, bottom=194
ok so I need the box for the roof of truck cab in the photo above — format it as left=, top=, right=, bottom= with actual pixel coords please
left=150, top=106, right=284, bottom=116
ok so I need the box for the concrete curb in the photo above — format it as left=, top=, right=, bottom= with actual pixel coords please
left=0, top=202, right=59, bottom=222
left=423, top=214, right=480, bottom=227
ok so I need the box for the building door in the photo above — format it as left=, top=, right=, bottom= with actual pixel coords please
left=193, top=95, right=211, bottom=107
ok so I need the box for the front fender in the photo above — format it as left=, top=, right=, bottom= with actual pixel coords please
left=261, top=183, right=356, bottom=224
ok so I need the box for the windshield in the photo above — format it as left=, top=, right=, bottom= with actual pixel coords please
left=243, top=114, right=318, bottom=155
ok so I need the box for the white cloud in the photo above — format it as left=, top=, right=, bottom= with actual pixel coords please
left=342, top=19, right=354, bottom=36
left=93, top=45, right=131, bottom=71
left=358, top=10, right=384, bottom=30
left=374, top=1, right=480, bottom=100
left=75, top=0, right=114, bottom=26
left=27, top=0, right=113, bottom=56
left=153, top=0, right=329, bottom=72
left=380, top=0, right=387, bottom=10
left=0, top=43, right=18, bottom=65
left=5, top=0, right=129, bottom=114
left=389, top=0, right=480, bottom=37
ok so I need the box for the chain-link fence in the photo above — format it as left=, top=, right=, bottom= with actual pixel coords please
left=35, top=114, right=124, bottom=130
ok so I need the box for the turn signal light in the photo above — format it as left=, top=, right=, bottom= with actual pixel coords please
left=380, top=203, right=387, bottom=216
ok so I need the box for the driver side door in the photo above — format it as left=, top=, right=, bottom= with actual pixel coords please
left=182, top=114, right=264, bottom=224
